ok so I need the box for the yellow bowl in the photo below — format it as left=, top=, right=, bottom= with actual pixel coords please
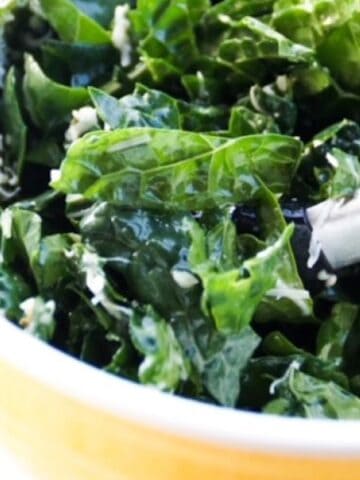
left=1, top=317, right=360, bottom=480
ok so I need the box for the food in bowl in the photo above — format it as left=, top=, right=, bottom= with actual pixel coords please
left=1, top=0, right=360, bottom=419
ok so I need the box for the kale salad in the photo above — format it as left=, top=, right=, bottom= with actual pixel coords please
left=2, top=0, right=360, bottom=419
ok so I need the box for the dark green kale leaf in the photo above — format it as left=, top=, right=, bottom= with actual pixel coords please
left=79, top=202, right=261, bottom=406
left=237, top=81, right=297, bottom=135
left=294, top=119, right=360, bottom=200
left=38, top=0, right=111, bottom=45
left=131, top=0, right=202, bottom=81
left=0, top=265, right=32, bottom=321
left=41, top=40, right=118, bottom=88
left=23, top=54, right=90, bottom=131
left=3, top=67, right=27, bottom=176
left=317, top=303, right=359, bottom=366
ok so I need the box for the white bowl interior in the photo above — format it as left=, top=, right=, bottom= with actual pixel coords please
left=1, top=316, right=360, bottom=458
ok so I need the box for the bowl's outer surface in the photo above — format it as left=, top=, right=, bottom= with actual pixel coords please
left=1, top=318, right=360, bottom=480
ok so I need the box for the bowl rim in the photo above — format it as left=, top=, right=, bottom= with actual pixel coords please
left=2, top=316, right=360, bottom=458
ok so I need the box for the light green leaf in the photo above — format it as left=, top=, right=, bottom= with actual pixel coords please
left=189, top=211, right=295, bottom=333
left=53, top=128, right=301, bottom=210
left=326, top=148, right=360, bottom=198
left=202, top=0, right=275, bottom=30
left=229, top=106, right=279, bottom=136
left=272, top=0, right=360, bottom=48
left=19, top=296, right=56, bottom=342
left=317, top=12, right=360, bottom=92
left=130, top=306, right=190, bottom=392
left=203, top=327, right=260, bottom=406
left=132, top=0, right=200, bottom=81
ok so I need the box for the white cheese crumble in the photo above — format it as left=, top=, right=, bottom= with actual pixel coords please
left=171, top=269, right=199, bottom=289
left=79, top=247, right=130, bottom=320
left=64, top=106, right=99, bottom=146
left=312, top=139, right=323, bottom=148
left=19, top=297, right=37, bottom=328
left=276, top=75, right=288, bottom=93
left=326, top=152, right=339, bottom=168
left=263, top=85, right=274, bottom=95
left=29, top=0, right=43, bottom=17
left=0, top=167, right=17, bottom=187
left=249, top=86, right=263, bottom=113
left=267, top=279, right=311, bottom=316
left=218, top=14, right=232, bottom=24
left=0, top=208, right=12, bottom=239
left=112, top=5, right=132, bottom=68
left=50, top=169, right=61, bottom=183
left=66, top=193, right=83, bottom=202
left=269, top=360, right=301, bottom=395
left=19, top=297, right=55, bottom=330
left=317, top=269, right=337, bottom=288
left=195, top=71, right=207, bottom=99
left=82, top=250, right=106, bottom=301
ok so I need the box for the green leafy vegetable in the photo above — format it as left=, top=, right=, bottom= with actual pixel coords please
left=272, top=0, right=360, bottom=48
left=265, top=362, right=360, bottom=419
left=326, top=149, right=360, bottom=198
left=41, top=40, right=118, bottom=88
left=89, top=84, right=182, bottom=129
left=19, top=296, right=56, bottom=342
left=1, top=0, right=360, bottom=420
left=317, top=303, right=359, bottom=365
left=131, top=0, right=200, bottom=81
left=202, top=326, right=260, bottom=406
left=202, top=0, right=276, bottom=31
left=0, top=266, right=32, bottom=321
left=3, top=67, right=27, bottom=175
left=188, top=216, right=295, bottom=333
left=23, top=54, right=90, bottom=130
left=53, top=128, right=301, bottom=209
